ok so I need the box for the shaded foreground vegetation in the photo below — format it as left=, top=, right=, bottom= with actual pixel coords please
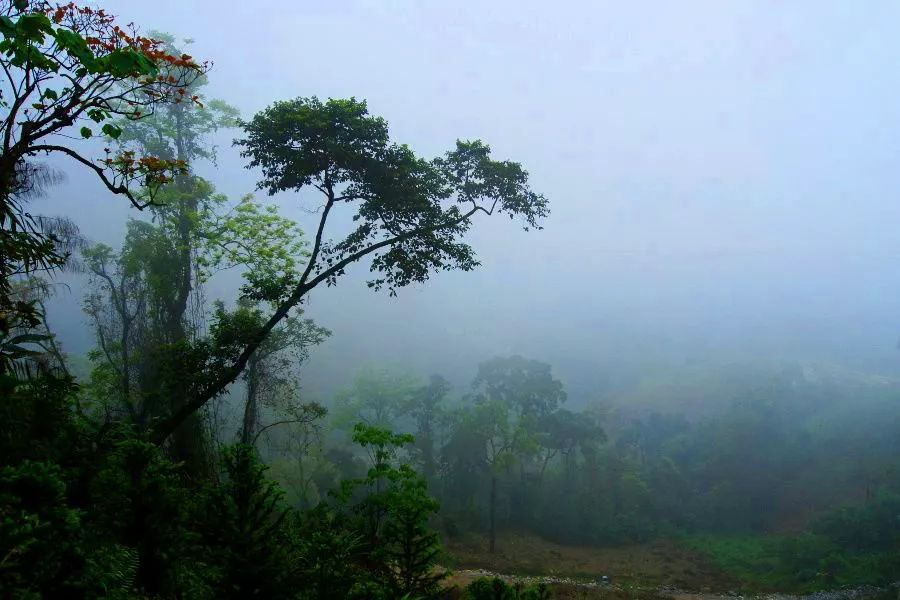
left=3, top=2, right=900, bottom=599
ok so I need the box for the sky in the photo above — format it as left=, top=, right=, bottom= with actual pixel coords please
left=34, top=1, right=900, bottom=404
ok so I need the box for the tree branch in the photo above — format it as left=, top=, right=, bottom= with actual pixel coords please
left=149, top=204, right=480, bottom=444
left=251, top=416, right=317, bottom=447
left=28, top=144, right=152, bottom=210
left=297, top=183, right=335, bottom=288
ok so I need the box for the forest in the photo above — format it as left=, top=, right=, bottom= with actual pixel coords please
left=2, top=1, right=900, bottom=599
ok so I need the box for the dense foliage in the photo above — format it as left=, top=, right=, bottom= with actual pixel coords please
left=293, top=359, right=900, bottom=592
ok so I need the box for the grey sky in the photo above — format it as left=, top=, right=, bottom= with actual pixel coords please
left=37, top=1, right=900, bottom=400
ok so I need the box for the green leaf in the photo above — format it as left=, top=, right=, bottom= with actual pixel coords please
left=0, top=16, right=15, bottom=38
left=14, top=14, right=53, bottom=42
left=41, top=88, right=58, bottom=101
left=102, top=123, right=122, bottom=139
left=101, top=49, right=158, bottom=78
left=80, top=126, right=92, bottom=139
left=55, top=28, right=98, bottom=72
left=88, top=108, right=106, bottom=123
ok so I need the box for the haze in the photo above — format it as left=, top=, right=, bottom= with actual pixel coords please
left=37, top=0, right=900, bottom=400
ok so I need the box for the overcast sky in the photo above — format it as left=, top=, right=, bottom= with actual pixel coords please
left=36, top=1, right=900, bottom=402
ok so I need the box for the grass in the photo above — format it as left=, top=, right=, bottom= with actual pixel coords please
left=682, top=533, right=899, bottom=593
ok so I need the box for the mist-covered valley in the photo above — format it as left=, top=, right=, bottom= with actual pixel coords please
left=4, top=1, right=900, bottom=598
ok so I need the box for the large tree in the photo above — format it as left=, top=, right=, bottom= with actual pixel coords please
left=151, top=96, right=550, bottom=443
left=333, top=367, right=419, bottom=431
left=77, top=32, right=236, bottom=471
left=470, top=355, right=567, bottom=552
left=408, top=374, right=451, bottom=482
left=234, top=298, right=330, bottom=447
left=0, top=1, right=207, bottom=378
left=473, top=355, right=567, bottom=419
left=0, top=1, right=208, bottom=277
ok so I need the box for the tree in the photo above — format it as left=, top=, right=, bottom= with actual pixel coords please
left=89, top=438, right=198, bottom=596
left=539, top=408, right=605, bottom=488
left=333, top=367, right=419, bottom=430
left=92, top=33, right=232, bottom=473
left=381, top=471, right=446, bottom=599
left=79, top=35, right=325, bottom=472
left=82, top=239, right=146, bottom=423
left=473, top=355, right=567, bottom=419
left=408, top=374, right=451, bottom=482
left=0, top=1, right=208, bottom=324
left=232, top=298, right=330, bottom=446
left=200, top=444, right=299, bottom=600
left=468, top=356, right=567, bottom=552
left=472, top=398, right=523, bottom=553
left=336, top=423, right=448, bottom=599
left=151, top=96, right=550, bottom=443
left=83, top=190, right=313, bottom=472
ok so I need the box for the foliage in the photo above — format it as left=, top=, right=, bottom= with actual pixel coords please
left=150, top=95, right=550, bottom=443
left=812, top=492, right=900, bottom=552
left=0, top=1, right=207, bottom=197
left=333, top=423, right=449, bottom=599
left=463, top=577, right=553, bottom=600
left=293, top=504, right=364, bottom=599
left=0, top=2, right=209, bottom=354
left=197, top=194, right=308, bottom=299
left=89, top=437, right=206, bottom=596
left=473, top=356, right=567, bottom=419
left=0, top=460, right=86, bottom=596
left=199, top=444, right=300, bottom=599
left=333, top=367, right=419, bottom=430
left=408, top=374, right=450, bottom=481
left=682, top=531, right=899, bottom=592
left=0, top=364, right=456, bottom=598
left=0, top=4, right=557, bottom=599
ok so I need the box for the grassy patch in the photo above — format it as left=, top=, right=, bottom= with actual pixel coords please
left=681, top=534, right=898, bottom=593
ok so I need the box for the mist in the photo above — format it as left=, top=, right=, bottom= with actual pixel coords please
left=37, top=1, right=900, bottom=401
left=6, top=1, right=900, bottom=596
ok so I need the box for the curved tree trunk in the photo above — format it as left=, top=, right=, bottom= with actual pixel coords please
left=240, top=354, right=260, bottom=445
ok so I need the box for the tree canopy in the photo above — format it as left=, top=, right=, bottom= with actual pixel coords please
left=151, top=96, right=550, bottom=443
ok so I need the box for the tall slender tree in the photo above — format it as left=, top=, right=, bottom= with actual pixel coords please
left=0, top=2, right=208, bottom=376
left=152, top=97, right=551, bottom=444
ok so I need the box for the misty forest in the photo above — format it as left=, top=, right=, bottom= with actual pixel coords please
left=3, top=1, right=900, bottom=599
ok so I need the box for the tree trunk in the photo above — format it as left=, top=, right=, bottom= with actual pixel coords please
left=164, top=108, right=209, bottom=476
left=240, top=355, right=260, bottom=445
left=171, top=413, right=211, bottom=480
left=420, top=424, right=434, bottom=482
left=489, top=474, right=497, bottom=553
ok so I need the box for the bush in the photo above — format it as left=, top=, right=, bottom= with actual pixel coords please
left=463, top=577, right=553, bottom=600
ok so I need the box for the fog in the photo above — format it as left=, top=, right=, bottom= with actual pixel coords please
left=10, top=2, right=900, bottom=594
left=38, top=0, right=900, bottom=402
